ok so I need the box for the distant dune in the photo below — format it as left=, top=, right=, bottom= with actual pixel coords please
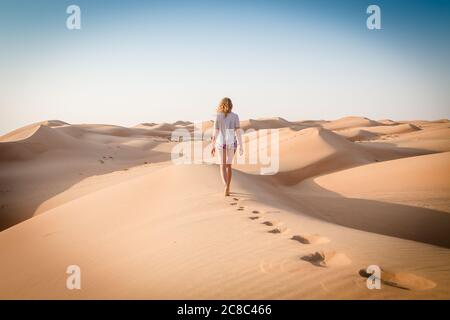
left=322, top=116, right=382, bottom=131
left=257, top=127, right=375, bottom=185
left=0, top=116, right=449, bottom=299
left=336, top=123, right=420, bottom=142
left=0, top=120, right=69, bottom=143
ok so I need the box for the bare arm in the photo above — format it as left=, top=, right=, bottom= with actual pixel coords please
left=211, top=128, right=219, bottom=145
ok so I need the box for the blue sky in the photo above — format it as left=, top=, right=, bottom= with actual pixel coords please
left=0, top=0, right=449, bottom=133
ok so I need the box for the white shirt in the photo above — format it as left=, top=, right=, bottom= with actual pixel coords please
left=214, top=112, right=240, bottom=148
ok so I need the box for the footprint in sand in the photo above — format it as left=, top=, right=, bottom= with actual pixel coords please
left=268, top=225, right=288, bottom=234
left=261, top=219, right=280, bottom=227
left=359, top=268, right=436, bottom=290
left=237, top=206, right=245, bottom=211
left=301, top=250, right=351, bottom=267
left=251, top=210, right=260, bottom=214
left=249, top=216, right=260, bottom=220
left=291, top=234, right=330, bottom=245
left=233, top=197, right=239, bottom=201
left=230, top=202, right=238, bottom=206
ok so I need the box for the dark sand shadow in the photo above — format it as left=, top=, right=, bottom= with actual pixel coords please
left=231, top=168, right=450, bottom=248
left=286, top=181, right=450, bottom=248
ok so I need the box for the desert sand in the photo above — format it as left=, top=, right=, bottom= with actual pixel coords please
left=0, top=116, right=449, bottom=299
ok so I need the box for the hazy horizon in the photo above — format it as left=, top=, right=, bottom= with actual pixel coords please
left=1, top=0, right=449, bottom=135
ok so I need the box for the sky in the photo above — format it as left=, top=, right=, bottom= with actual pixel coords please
left=0, top=0, right=449, bottom=134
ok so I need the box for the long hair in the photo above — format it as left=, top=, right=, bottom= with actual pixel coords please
left=217, top=97, right=233, bottom=117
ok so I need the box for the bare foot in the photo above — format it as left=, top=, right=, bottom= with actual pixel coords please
left=224, top=187, right=230, bottom=196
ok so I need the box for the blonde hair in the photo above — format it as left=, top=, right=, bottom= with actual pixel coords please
left=217, top=97, right=233, bottom=116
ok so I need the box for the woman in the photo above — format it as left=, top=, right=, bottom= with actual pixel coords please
left=211, top=97, right=243, bottom=196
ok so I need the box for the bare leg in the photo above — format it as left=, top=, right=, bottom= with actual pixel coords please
left=219, top=148, right=227, bottom=186
left=224, top=148, right=235, bottom=196
left=220, top=165, right=227, bottom=186
left=225, top=164, right=232, bottom=195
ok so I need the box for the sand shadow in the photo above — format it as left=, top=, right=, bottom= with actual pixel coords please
left=230, top=168, right=450, bottom=248
left=0, top=142, right=170, bottom=231
left=288, top=181, right=450, bottom=248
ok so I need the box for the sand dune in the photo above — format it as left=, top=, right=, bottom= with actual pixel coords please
left=336, top=123, right=420, bottom=142
left=275, top=127, right=375, bottom=184
left=0, top=124, right=86, bottom=161
left=134, top=122, right=196, bottom=139
left=173, top=120, right=193, bottom=126
left=322, top=116, right=382, bottom=131
left=363, top=125, right=450, bottom=153
left=0, top=116, right=449, bottom=299
left=304, top=152, right=450, bottom=199
left=377, top=119, right=399, bottom=126
left=133, top=122, right=157, bottom=128
left=201, top=117, right=304, bottom=134
left=290, top=152, right=450, bottom=247
left=240, top=117, right=302, bottom=131
left=0, top=121, right=176, bottom=230
left=143, top=122, right=177, bottom=131
left=238, top=127, right=376, bottom=185
left=0, top=120, right=69, bottom=142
